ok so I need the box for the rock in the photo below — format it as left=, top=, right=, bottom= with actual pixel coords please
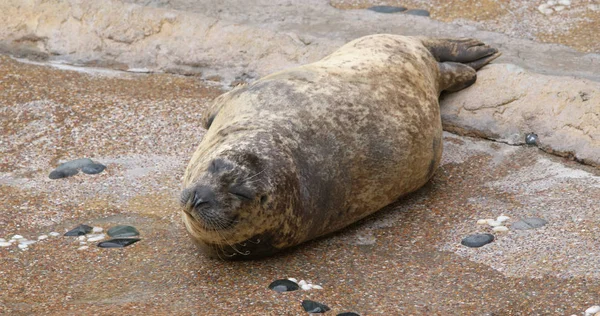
left=367, top=6, right=406, bottom=14
left=477, top=219, right=489, bottom=225
left=0, top=242, right=11, bottom=247
left=301, top=283, right=311, bottom=290
left=17, top=244, right=28, bottom=250
left=11, top=235, right=23, bottom=240
left=512, top=218, right=548, bottom=230
left=64, top=224, right=93, bottom=236
left=38, top=235, right=48, bottom=240
left=553, top=5, right=566, bottom=11
left=487, top=220, right=503, bottom=227
left=312, top=285, right=323, bottom=290
left=525, top=133, right=538, bottom=145
left=92, top=227, right=103, bottom=233
left=496, top=215, right=510, bottom=222
left=268, top=279, right=300, bottom=292
left=49, top=168, right=79, bottom=179
left=461, top=234, right=495, bottom=248
left=49, top=158, right=95, bottom=179
left=538, top=4, right=554, bottom=15
left=82, top=163, right=106, bottom=175
left=77, top=246, right=89, bottom=251
left=97, top=238, right=141, bottom=248
left=107, top=225, right=140, bottom=238
left=49, top=232, right=60, bottom=237
left=86, top=234, right=106, bottom=242
left=440, top=64, right=600, bottom=168
left=404, top=9, right=430, bottom=17
left=558, top=0, right=570, bottom=5
left=0, top=238, right=5, bottom=242
left=301, top=300, right=330, bottom=313
left=18, top=239, right=36, bottom=246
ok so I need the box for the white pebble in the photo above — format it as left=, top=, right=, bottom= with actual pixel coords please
left=78, top=236, right=87, bottom=241
left=298, top=280, right=307, bottom=286
left=496, top=215, right=510, bottom=222
left=79, top=241, right=87, bottom=245
left=49, top=232, right=60, bottom=237
left=19, top=240, right=36, bottom=246
left=493, top=226, right=509, bottom=232
left=301, top=284, right=312, bottom=291
left=38, top=235, right=48, bottom=240
left=77, top=246, right=89, bottom=251
left=92, top=227, right=103, bottom=233
left=488, top=220, right=503, bottom=227
left=9, top=239, right=16, bottom=243
left=312, top=285, right=323, bottom=290
left=585, top=306, right=600, bottom=315
left=17, top=244, right=28, bottom=250
left=0, top=238, right=6, bottom=242
left=538, top=4, right=553, bottom=14
left=287, top=278, right=298, bottom=283
left=476, top=219, right=489, bottom=225
left=0, top=242, right=12, bottom=247
left=553, top=5, right=566, bottom=11
left=547, top=0, right=556, bottom=5
left=87, top=234, right=106, bottom=242
left=12, top=235, right=24, bottom=240
left=558, top=0, right=570, bottom=5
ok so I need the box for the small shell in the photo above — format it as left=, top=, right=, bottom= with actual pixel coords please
left=298, top=280, right=307, bottom=286
left=496, top=215, right=510, bottom=222
left=476, top=219, right=489, bottom=225
left=488, top=221, right=503, bottom=227
left=493, top=226, right=509, bottom=232
left=312, top=285, right=323, bottom=290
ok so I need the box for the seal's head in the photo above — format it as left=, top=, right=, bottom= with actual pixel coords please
left=180, top=148, right=298, bottom=260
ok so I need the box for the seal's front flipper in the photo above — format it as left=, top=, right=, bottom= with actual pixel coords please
left=421, top=38, right=501, bottom=70
left=437, top=62, right=477, bottom=93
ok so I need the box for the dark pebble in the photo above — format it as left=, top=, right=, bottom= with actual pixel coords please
left=107, top=225, right=140, bottom=238
left=405, top=9, right=430, bottom=16
left=367, top=5, right=406, bottom=13
left=82, top=163, right=106, bottom=175
left=49, top=168, right=79, bottom=179
left=461, top=233, right=494, bottom=248
left=337, top=313, right=361, bottom=316
left=268, top=279, right=299, bottom=292
left=302, top=300, right=330, bottom=313
left=97, top=238, right=141, bottom=248
left=64, top=224, right=93, bottom=236
left=512, top=217, right=548, bottom=230
left=525, top=133, right=538, bottom=145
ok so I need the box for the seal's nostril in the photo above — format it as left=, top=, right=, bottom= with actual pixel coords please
left=191, top=185, right=216, bottom=208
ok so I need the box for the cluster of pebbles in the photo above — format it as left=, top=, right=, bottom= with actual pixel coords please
left=0, top=224, right=140, bottom=251
left=537, top=0, right=572, bottom=15
left=461, top=215, right=549, bottom=248
left=268, top=278, right=359, bottom=315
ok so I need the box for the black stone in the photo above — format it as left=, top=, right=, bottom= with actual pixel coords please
left=337, top=313, right=361, bottom=316
left=268, top=279, right=299, bottom=292
left=82, top=163, right=106, bottom=175
left=107, top=225, right=140, bottom=238
left=49, top=168, right=79, bottom=179
left=367, top=5, right=406, bottom=13
left=97, top=238, right=141, bottom=248
left=405, top=9, right=430, bottom=16
left=461, top=233, right=494, bottom=248
left=525, top=133, right=538, bottom=145
left=302, top=300, right=330, bottom=313
left=64, top=224, right=93, bottom=236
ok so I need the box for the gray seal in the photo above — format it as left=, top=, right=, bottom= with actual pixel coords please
left=181, top=34, right=500, bottom=259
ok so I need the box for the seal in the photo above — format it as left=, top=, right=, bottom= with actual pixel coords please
left=181, top=34, right=500, bottom=259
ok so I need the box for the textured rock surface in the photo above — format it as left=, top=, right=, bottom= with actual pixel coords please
left=441, top=63, right=600, bottom=167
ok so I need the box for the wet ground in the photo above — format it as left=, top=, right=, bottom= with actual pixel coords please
left=1, top=54, right=599, bottom=315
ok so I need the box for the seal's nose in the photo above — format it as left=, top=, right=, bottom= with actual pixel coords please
left=181, top=185, right=216, bottom=209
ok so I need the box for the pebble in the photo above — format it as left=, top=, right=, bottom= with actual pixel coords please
left=0, top=238, right=5, bottom=242
left=17, top=244, right=28, bottom=250
left=78, top=235, right=87, bottom=241
left=92, top=227, right=103, bottom=233
left=525, top=133, right=538, bottom=145
left=77, top=246, right=89, bottom=251
left=0, top=242, right=11, bottom=247
left=38, top=235, right=48, bottom=240
left=512, top=217, right=548, bottom=230
left=585, top=305, right=600, bottom=314
left=48, top=168, right=79, bottom=179
left=19, top=240, right=36, bottom=246
left=107, top=225, right=140, bottom=238
left=367, top=5, right=406, bottom=13
left=477, top=219, right=489, bottom=225
left=312, top=285, right=323, bottom=290
left=298, top=280, right=308, bottom=287
left=287, top=277, right=298, bottom=283
left=538, top=4, right=553, bottom=15
left=12, top=235, right=24, bottom=240
left=558, top=0, right=570, bottom=5
left=64, top=224, right=94, bottom=236
left=461, top=234, right=495, bottom=248
left=87, top=234, right=106, bottom=242
left=492, top=226, right=509, bottom=232
left=269, top=279, right=300, bottom=292
left=487, top=220, right=503, bottom=227
left=82, top=163, right=106, bottom=175
left=301, top=283, right=312, bottom=291
left=404, top=9, right=430, bottom=17
left=97, top=238, right=141, bottom=248
left=496, top=215, right=510, bottom=222
left=49, top=232, right=60, bottom=237
left=553, top=5, right=565, bottom=11
left=302, top=300, right=330, bottom=313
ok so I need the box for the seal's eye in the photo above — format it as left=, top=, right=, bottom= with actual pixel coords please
left=229, top=185, right=255, bottom=201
